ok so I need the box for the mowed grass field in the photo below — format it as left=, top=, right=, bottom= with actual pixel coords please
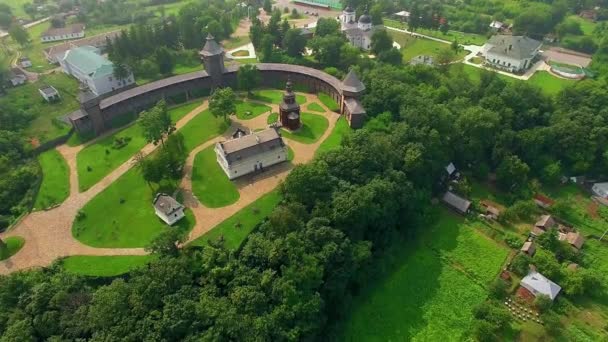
left=190, top=190, right=282, bottom=249
left=318, top=93, right=340, bottom=112
left=280, top=112, right=329, bottom=144
left=384, top=19, right=487, bottom=46
left=73, top=167, right=196, bottom=248
left=339, top=208, right=509, bottom=341
left=316, top=116, right=351, bottom=155
left=0, top=73, right=79, bottom=144
left=76, top=101, right=203, bottom=191
left=389, top=30, right=468, bottom=62
left=235, top=100, right=271, bottom=120
left=62, top=255, right=156, bottom=277
left=34, top=149, right=70, bottom=210
left=179, top=109, right=229, bottom=153
left=251, top=89, right=307, bottom=105
left=191, top=146, right=240, bottom=208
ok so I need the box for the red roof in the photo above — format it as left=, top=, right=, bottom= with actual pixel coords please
left=534, top=194, right=555, bottom=206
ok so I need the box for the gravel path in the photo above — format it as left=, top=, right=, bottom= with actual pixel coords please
left=0, top=96, right=338, bottom=274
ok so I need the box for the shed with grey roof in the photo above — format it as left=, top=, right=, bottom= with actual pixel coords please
left=153, top=193, right=185, bottom=225
left=441, top=191, right=471, bottom=215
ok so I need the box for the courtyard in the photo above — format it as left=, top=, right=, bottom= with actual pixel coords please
left=0, top=89, right=344, bottom=275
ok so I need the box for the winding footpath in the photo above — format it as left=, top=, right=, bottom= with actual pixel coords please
left=0, top=96, right=339, bottom=275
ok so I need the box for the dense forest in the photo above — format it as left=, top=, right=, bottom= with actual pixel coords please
left=1, top=55, right=607, bottom=339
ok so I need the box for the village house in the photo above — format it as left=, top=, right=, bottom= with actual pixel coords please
left=38, top=85, right=60, bottom=102
left=520, top=240, right=536, bottom=256
left=215, top=128, right=288, bottom=180
left=44, top=30, right=121, bottom=64
left=532, top=214, right=556, bottom=236
left=60, top=45, right=134, bottom=96
left=520, top=271, right=561, bottom=300
left=441, top=191, right=471, bottom=215
left=340, top=5, right=381, bottom=51
left=41, top=23, right=85, bottom=42
left=489, top=20, right=505, bottom=32
left=153, top=193, right=185, bottom=225
left=481, top=35, right=542, bottom=73
left=8, top=68, right=27, bottom=87
left=558, top=231, right=585, bottom=250
left=19, top=57, right=32, bottom=68
left=592, top=182, right=608, bottom=199
left=533, top=194, right=555, bottom=208
left=410, top=55, right=435, bottom=66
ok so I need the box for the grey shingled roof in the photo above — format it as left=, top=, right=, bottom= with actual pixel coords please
left=200, top=34, right=224, bottom=57
left=153, top=193, right=184, bottom=216
left=218, top=128, right=284, bottom=165
left=486, top=35, right=542, bottom=60
left=521, top=271, right=561, bottom=300
left=39, top=85, right=58, bottom=96
left=341, top=69, right=365, bottom=93
left=42, top=23, right=85, bottom=37
left=442, top=191, right=471, bottom=213
left=344, top=98, right=365, bottom=115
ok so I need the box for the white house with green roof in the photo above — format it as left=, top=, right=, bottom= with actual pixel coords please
left=59, top=45, right=134, bottom=96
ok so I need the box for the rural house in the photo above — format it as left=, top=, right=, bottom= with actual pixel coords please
left=520, top=241, right=536, bottom=256
left=38, top=85, right=60, bottom=102
left=41, top=23, right=85, bottom=42
left=592, top=182, right=608, bottom=199
left=215, top=128, right=288, bottom=180
left=60, top=45, right=134, bottom=96
left=520, top=271, right=561, bottom=300
left=340, top=5, right=381, bottom=51
left=558, top=231, right=585, bottom=250
left=153, top=193, right=185, bottom=225
left=533, top=214, right=556, bottom=235
left=482, top=35, right=542, bottom=73
left=441, top=191, right=471, bottom=215
left=8, top=68, right=27, bottom=87
left=19, top=57, right=32, bottom=68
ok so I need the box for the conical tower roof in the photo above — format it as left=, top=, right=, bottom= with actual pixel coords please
left=200, top=33, right=224, bottom=57
left=341, top=69, right=365, bottom=93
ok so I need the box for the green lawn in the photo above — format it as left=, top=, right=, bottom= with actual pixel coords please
left=318, top=93, right=340, bottom=112
left=62, top=255, right=156, bottom=277
left=389, top=30, right=467, bottom=62
left=179, top=109, right=229, bottom=153
left=191, top=146, right=240, bottom=208
left=222, top=36, right=251, bottom=50
left=190, top=190, right=282, bottom=249
left=267, top=112, right=278, bottom=124
left=384, top=19, right=487, bottom=46
left=306, top=102, right=325, bottom=113
left=251, top=89, right=307, bottom=105
left=0, top=237, right=25, bottom=260
left=15, top=21, right=57, bottom=73
left=339, top=208, right=508, bottom=340
left=1, top=73, right=79, bottom=144
left=76, top=101, right=204, bottom=191
left=235, top=100, right=271, bottom=120
left=566, top=15, right=597, bottom=37
left=34, top=149, right=70, bottom=210
left=73, top=167, right=195, bottom=248
left=280, top=112, right=329, bottom=144
left=316, top=116, right=351, bottom=154
left=527, top=71, right=576, bottom=96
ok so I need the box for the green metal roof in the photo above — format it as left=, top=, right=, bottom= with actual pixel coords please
left=64, top=45, right=115, bottom=77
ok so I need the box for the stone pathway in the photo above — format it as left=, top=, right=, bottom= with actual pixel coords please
left=0, top=95, right=339, bottom=274
left=226, top=42, right=257, bottom=60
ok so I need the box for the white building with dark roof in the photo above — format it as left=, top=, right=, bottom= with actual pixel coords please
left=481, top=35, right=542, bottom=73
left=215, top=128, right=288, bottom=180
left=340, top=6, right=381, bottom=50
left=442, top=191, right=471, bottom=215
left=153, top=193, right=185, bottom=225
left=520, top=271, right=561, bottom=300
left=38, top=85, right=60, bottom=102
left=41, top=23, right=85, bottom=42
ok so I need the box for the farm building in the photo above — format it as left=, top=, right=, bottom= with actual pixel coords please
left=558, top=231, right=585, bottom=250
left=520, top=241, right=536, bottom=256
left=38, top=85, right=60, bottom=102
left=592, top=182, right=608, bottom=199
left=153, top=193, right=185, bottom=226
left=520, top=271, right=561, bottom=300
left=215, top=128, right=287, bottom=180
left=441, top=191, right=471, bottom=215
left=41, top=23, right=85, bottom=42
left=533, top=215, right=556, bottom=235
